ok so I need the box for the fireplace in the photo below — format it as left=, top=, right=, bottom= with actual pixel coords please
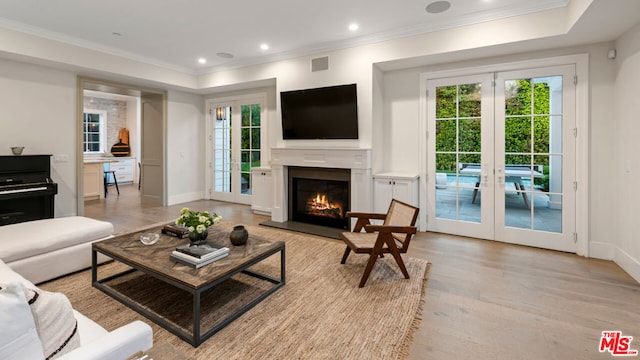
left=266, top=147, right=372, bottom=239
left=288, top=167, right=350, bottom=230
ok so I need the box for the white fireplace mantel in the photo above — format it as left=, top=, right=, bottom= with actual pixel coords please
left=270, top=147, right=372, bottom=223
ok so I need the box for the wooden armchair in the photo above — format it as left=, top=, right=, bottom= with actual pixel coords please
left=340, top=199, right=419, bottom=288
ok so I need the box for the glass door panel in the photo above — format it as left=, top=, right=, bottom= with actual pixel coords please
left=212, top=105, right=233, bottom=201
left=502, top=77, right=561, bottom=231
left=495, top=66, right=575, bottom=252
left=427, top=74, right=494, bottom=239
left=209, top=97, right=265, bottom=205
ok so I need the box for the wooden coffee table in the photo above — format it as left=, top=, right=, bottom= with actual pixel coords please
left=92, top=224, right=285, bottom=347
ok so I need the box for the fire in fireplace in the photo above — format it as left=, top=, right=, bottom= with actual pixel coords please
left=305, top=193, right=344, bottom=219
left=288, top=167, right=350, bottom=229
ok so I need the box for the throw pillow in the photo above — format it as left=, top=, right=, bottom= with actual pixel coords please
left=0, top=282, right=45, bottom=360
left=18, top=284, right=81, bottom=359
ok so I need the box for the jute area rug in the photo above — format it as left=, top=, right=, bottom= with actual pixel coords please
left=41, top=223, right=429, bottom=360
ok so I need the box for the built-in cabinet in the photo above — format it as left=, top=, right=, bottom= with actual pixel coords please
left=106, top=157, right=136, bottom=184
left=251, top=167, right=273, bottom=215
left=373, top=173, right=419, bottom=214
left=83, top=162, right=103, bottom=201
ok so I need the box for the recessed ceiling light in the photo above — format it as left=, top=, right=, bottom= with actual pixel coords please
left=425, top=1, right=451, bottom=14
left=348, top=23, right=359, bottom=31
left=198, top=58, right=207, bottom=64
left=260, top=43, right=269, bottom=51
left=217, top=52, right=234, bottom=59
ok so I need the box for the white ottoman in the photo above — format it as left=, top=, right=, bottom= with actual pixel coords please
left=0, top=217, right=113, bottom=284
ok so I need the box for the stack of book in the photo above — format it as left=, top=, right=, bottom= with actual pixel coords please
left=161, top=223, right=189, bottom=238
left=170, top=241, right=229, bottom=268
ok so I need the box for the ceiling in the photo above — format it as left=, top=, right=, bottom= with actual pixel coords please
left=1, top=0, right=639, bottom=76
left=0, top=0, right=574, bottom=74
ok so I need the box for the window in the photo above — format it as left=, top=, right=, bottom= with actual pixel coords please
left=83, top=110, right=106, bottom=153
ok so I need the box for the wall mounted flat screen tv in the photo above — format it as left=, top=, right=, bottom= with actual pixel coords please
left=281, top=83, right=358, bottom=140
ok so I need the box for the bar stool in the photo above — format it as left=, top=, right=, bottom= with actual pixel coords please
left=138, top=162, right=141, bottom=191
left=104, top=170, right=120, bottom=197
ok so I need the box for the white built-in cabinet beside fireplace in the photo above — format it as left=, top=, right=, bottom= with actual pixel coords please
left=373, top=173, right=419, bottom=214
left=251, top=167, right=273, bottom=215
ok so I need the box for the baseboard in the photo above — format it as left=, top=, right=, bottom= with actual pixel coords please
left=589, top=241, right=615, bottom=260
left=589, top=241, right=640, bottom=284
left=615, top=247, right=640, bottom=284
left=168, top=191, right=205, bottom=206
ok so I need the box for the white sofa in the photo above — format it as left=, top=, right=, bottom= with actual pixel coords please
left=0, top=216, right=114, bottom=284
left=0, top=258, right=153, bottom=360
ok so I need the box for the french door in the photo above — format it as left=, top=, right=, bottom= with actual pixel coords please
left=427, top=74, right=495, bottom=240
left=208, top=96, right=265, bottom=205
left=426, top=65, right=577, bottom=252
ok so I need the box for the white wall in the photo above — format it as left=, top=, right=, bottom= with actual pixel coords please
left=0, top=58, right=77, bottom=217
left=378, top=68, right=422, bottom=174
left=613, top=23, right=640, bottom=282
left=166, top=90, right=206, bottom=205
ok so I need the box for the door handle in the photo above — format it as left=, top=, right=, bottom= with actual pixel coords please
left=481, top=163, right=489, bottom=186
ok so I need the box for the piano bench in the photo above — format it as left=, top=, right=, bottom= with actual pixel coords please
left=0, top=216, right=114, bottom=284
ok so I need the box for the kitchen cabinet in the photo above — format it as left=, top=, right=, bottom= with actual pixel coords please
left=251, top=167, right=273, bottom=215
left=83, top=162, right=102, bottom=201
left=373, top=173, right=419, bottom=214
left=106, top=157, right=136, bottom=184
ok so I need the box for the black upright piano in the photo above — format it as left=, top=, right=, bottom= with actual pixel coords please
left=0, top=155, right=58, bottom=226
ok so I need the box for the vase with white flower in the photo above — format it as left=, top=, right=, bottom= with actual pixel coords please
left=175, top=207, right=222, bottom=245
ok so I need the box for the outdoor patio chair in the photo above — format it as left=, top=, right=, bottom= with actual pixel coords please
left=340, top=199, right=419, bottom=288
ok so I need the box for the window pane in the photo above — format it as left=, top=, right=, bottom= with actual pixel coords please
left=458, top=153, right=481, bottom=168
left=532, top=80, right=552, bottom=115
left=241, top=128, right=250, bottom=150
left=459, top=119, right=480, bottom=152
left=505, top=154, right=530, bottom=166
left=436, top=153, right=456, bottom=173
left=436, top=120, right=456, bottom=152
left=436, top=86, right=456, bottom=119
left=505, top=79, right=532, bottom=115
left=241, top=172, right=251, bottom=194
left=241, top=151, right=250, bottom=171
left=251, top=128, right=260, bottom=149
left=251, top=150, right=260, bottom=166
left=83, top=112, right=103, bottom=153
left=251, top=104, right=261, bottom=126
left=458, top=83, right=481, bottom=117
left=241, top=105, right=250, bottom=126
left=505, top=117, right=531, bottom=153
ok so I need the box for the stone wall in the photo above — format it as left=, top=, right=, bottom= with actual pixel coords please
left=83, top=97, right=128, bottom=152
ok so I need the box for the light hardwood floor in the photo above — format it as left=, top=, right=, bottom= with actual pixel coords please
left=85, top=184, right=640, bottom=359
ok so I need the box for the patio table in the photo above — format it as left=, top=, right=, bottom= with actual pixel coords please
left=459, top=164, right=544, bottom=208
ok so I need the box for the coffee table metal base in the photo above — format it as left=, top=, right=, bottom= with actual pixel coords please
left=92, top=245, right=285, bottom=347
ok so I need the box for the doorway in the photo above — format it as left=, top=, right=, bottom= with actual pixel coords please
left=206, top=94, right=266, bottom=205
left=82, top=90, right=139, bottom=202
left=424, top=62, right=581, bottom=253
left=77, top=77, right=167, bottom=215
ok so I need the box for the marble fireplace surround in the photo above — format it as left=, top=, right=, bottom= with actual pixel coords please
left=270, top=147, right=372, bottom=224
